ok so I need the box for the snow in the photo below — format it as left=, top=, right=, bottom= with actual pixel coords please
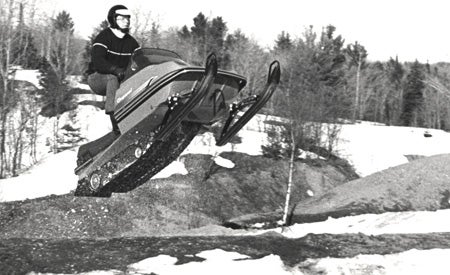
left=27, top=248, right=450, bottom=275
left=11, top=69, right=42, bottom=89
left=0, top=150, right=78, bottom=202
left=66, top=75, right=90, bottom=90
left=213, top=155, right=236, bottom=168
left=4, top=70, right=450, bottom=274
left=334, top=122, right=450, bottom=176
left=300, top=249, right=450, bottom=275
left=151, top=160, right=188, bottom=179
left=252, top=209, right=450, bottom=238
left=127, top=249, right=295, bottom=275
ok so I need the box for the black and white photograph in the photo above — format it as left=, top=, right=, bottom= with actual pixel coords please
left=1, top=0, right=450, bottom=274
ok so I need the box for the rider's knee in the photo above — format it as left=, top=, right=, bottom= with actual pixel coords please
left=88, top=73, right=119, bottom=96
left=106, top=74, right=119, bottom=82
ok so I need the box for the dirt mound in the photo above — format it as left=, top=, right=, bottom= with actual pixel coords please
left=228, top=154, right=450, bottom=227
left=0, top=153, right=351, bottom=238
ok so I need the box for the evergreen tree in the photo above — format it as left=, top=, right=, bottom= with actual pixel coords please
left=190, top=12, right=208, bottom=60
left=179, top=13, right=229, bottom=65
left=316, top=25, right=346, bottom=87
left=38, top=11, right=76, bottom=118
left=315, top=25, right=350, bottom=120
left=191, top=12, right=208, bottom=38
left=274, top=31, right=293, bottom=52
left=178, top=25, right=191, bottom=40
left=37, top=57, right=74, bottom=117
left=149, top=22, right=162, bottom=47
left=401, top=60, right=425, bottom=126
left=47, top=10, right=75, bottom=80
left=207, top=16, right=227, bottom=65
left=387, top=56, right=404, bottom=87
left=384, top=56, right=404, bottom=124
left=53, top=10, right=74, bottom=32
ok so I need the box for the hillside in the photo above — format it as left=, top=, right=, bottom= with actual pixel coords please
left=228, top=153, right=450, bottom=227
left=290, top=153, right=450, bottom=221
left=0, top=152, right=354, bottom=238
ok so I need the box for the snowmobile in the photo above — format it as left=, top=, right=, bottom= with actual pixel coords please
left=74, top=48, right=280, bottom=197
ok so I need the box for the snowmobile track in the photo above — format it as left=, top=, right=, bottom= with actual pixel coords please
left=75, top=122, right=201, bottom=197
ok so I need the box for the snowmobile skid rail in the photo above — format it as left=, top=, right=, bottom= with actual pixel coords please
left=215, top=61, right=281, bottom=146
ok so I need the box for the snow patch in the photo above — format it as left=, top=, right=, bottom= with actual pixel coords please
left=253, top=209, right=450, bottom=238
left=11, top=69, right=42, bottom=89
left=300, top=248, right=450, bottom=275
left=152, top=160, right=188, bottom=179
left=213, top=156, right=235, bottom=168
left=333, top=124, right=450, bottom=176
left=0, top=150, right=78, bottom=202
left=126, top=249, right=295, bottom=275
left=128, top=255, right=178, bottom=274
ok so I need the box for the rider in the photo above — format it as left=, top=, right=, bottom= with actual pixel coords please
left=87, top=4, right=140, bottom=133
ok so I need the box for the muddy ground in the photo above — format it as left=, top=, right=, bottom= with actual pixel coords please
left=2, top=232, right=450, bottom=273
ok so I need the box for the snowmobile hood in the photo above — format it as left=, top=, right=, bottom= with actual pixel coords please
left=113, top=61, right=246, bottom=124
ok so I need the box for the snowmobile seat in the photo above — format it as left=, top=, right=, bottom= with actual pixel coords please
left=76, top=131, right=120, bottom=167
left=124, top=48, right=187, bottom=81
left=136, top=48, right=184, bottom=65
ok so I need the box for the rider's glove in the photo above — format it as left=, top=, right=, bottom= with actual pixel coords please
left=112, top=66, right=126, bottom=82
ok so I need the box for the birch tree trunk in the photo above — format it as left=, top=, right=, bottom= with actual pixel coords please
left=282, top=124, right=295, bottom=225
left=352, top=51, right=362, bottom=120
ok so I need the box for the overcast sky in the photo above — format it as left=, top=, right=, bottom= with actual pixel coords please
left=42, top=0, right=450, bottom=63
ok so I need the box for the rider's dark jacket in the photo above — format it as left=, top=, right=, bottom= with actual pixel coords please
left=88, top=28, right=140, bottom=75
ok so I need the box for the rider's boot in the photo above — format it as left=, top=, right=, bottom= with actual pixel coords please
left=110, top=114, right=120, bottom=135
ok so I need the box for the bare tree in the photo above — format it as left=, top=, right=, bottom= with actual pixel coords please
left=422, top=75, right=450, bottom=129
left=224, top=30, right=269, bottom=101
left=0, top=0, right=43, bottom=177
left=263, top=26, right=349, bottom=225
left=345, top=41, right=367, bottom=120
left=130, top=7, right=154, bottom=46
left=0, top=0, right=17, bottom=177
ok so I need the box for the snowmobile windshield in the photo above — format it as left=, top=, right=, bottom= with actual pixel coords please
left=130, top=48, right=188, bottom=73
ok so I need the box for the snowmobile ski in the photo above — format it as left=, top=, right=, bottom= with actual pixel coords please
left=215, top=61, right=281, bottom=146
left=154, top=53, right=218, bottom=141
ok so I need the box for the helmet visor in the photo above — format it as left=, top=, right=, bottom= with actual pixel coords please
left=115, top=9, right=131, bottom=17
